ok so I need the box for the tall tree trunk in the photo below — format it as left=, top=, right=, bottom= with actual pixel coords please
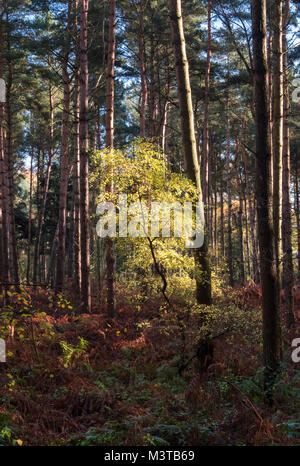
left=27, top=146, right=33, bottom=283
left=33, top=86, right=54, bottom=283
left=138, top=1, right=148, bottom=139
left=244, top=193, right=251, bottom=279
left=149, top=31, right=156, bottom=138
left=282, top=0, right=294, bottom=327
left=242, top=142, right=259, bottom=282
left=220, top=178, right=225, bottom=258
left=170, top=0, right=211, bottom=305
left=79, top=0, right=91, bottom=312
left=5, top=9, right=18, bottom=284
left=267, top=3, right=273, bottom=198
left=0, top=13, right=9, bottom=289
left=295, top=168, right=300, bottom=281
left=272, top=0, right=283, bottom=294
left=105, top=0, right=116, bottom=317
left=235, top=139, right=245, bottom=284
left=203, top=0, right=211, bottom=223
left=252, top=0, right=282, bottom=403
left=73, top=65, right=82, bottom=292
left=56, top=0, right=72, bottom=293
left=226, top=98, right=234, bottom=286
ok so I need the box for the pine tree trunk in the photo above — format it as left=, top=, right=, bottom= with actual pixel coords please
left=105, top=0, right=116, bottom=317
left=138, top=1, right=148, bottom=139
left=33, top=86, right=54, bottom=283
left=149, top=32, right=156, bottom=138
left=56, top=0, right=72, bottom=293
left=5, top=9, right=18, bottom=285
left=272, top=0, right=283, bottom=293
left=79, top=0, right=91, bottom=312
left=282, top=0, right=294, bottom=327
left=0, top=14, right=9, bottom=288
left=236, top=140, right=245, bottom=284
left=244, top=194, right=251, bottom=279
left=267, top=6, right=273, bottom=196
left=6, top=48, right=18, bottom=284
left=73, top=65, right=81, bottom=292
left=243, top=143, right=260, bottom=282
left=170, top=0, right=211, bottom=305
left=226, top=99, right=234, bottom=286
left=203, top=0, right=211, bottom=223
left=220, top=180, right=225, bottom=258
left=27, top=147, right=33, bottom=283
left=295, top=168, right=300, bottom=281
left=252, top=0, right=282, bottom=403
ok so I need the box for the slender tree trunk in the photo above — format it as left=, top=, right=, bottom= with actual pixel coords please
left=282, top=0, right=294, bottom=327
left=79, top=0, right=91, bottom=312
left=244, top=194, right=251, bottom=279
left=170, top=0, right=211, bottom=305
left=235, top=140, right=245, bottom=284
left=267, top=2, right=273, bottom=197
left=252, top=0, right=282, bottom=403
left=5, top=12, right=18, bottom=284
left=226, top=99, right=234, bottom=286
left=161, top=100, right=169, bottom=154
left=138, top=1, right=148, bottom=139
left=48, top=222, right=59, bottom=287
left=220, top=179, right=225, bottom=258
left=241, top=127, right=251, bottom=279
left=68, top=196, right=75, bottom=278
left=27, top=146, right=33, bottom=283
left=272, top=0, right=283, bottom=293
left=203, top=0, right=211, bottom=223
left=105, top=0, right=116, bottom=317
left=73, top=65, right=82, bottom=292
left=243, top=142, right=260, bottom=282
left=56, top=0, right=72, bottom=293
left=33, top=86, right=54, bottom=283
left=149, top=31, right=156, bottom=138
left=295, top=168, right=300, bottom=280
left=0, top=14, right=9, bottom=289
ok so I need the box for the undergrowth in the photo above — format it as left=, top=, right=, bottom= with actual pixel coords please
left=0, top=283, right=299, bottom=446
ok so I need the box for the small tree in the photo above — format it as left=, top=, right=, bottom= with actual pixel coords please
left=91, top=141, right=201, bottom=306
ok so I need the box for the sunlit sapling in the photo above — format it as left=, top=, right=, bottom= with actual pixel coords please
left=92, top=142, right=204, bottom=248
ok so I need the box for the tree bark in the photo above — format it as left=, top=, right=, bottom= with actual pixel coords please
left=295, top=168, right=300, bottom=281
left=33, top=86, right=54, bottom=283
left=27, top=145, right=33, bottom=283
left=138, top=1, right=148, bottom=139
left=56, top=0, right=72, bottom=293
left=170, top=0, right=211, bottom=305
left=252, top=0, right=282, bottom=402
left=235, top=139, right=245, bottom=284
left=281, top=0, right=294, bottom=327
left=79, top=0, right=91, bottom=312
left=5, top=8, right=18, bottom=284
left=73, top=64, right=82, bottom=292
left=226, top=99, right=234, bottom=286
left=203, top=0, right=211, bottom=221
left=272, top=0, right=283, bottom=293
left=105, top=0, right=116, bottom=317
left=0, top=13, right=9, bottom=289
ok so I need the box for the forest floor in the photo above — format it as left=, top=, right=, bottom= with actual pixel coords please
left=0, top=283, right=300, bottom=446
